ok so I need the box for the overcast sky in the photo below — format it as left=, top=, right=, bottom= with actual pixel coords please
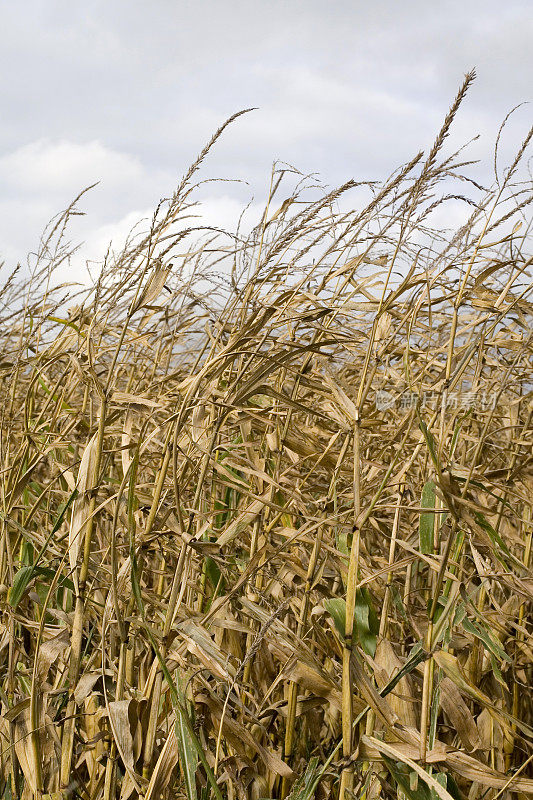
left=1, top=0, right=531, bottom=279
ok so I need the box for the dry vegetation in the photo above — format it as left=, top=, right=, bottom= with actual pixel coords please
left=1, top=74, right=532, bottom=800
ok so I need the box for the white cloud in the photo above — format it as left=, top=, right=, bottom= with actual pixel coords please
left=0, top=139, right=172, bottom=274
left=0, top=139, right=144, bottom=195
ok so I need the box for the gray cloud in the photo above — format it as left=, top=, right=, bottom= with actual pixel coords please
left=1, top=0, right=531, bottom=274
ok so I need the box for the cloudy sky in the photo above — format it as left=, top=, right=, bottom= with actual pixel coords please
left=1, top=0, right=531, bottom=278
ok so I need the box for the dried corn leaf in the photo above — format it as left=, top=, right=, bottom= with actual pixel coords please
left=69, top=433, right=99, bottom=583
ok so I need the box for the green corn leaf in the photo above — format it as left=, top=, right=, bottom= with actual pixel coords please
left=383, top=642, right=426, bottom=695
left=324, top=597, right=346, bottom=638
left=8, top=566, right=35, bottom=608
left=489, top=652, right=507, bottom=689
left=461, top=616, right=511, bottom=663
left=443, top=773, right=462, bottom=800
left=418, top=417, right=440, bottom=471
left=8, top=489, right=77, bottom=609
left=355, top=587, right=379, bottom=657
left=474, top=512, right=517, bottom=569
left=390, top=584, right=409, bottom=621
left=176, top=675, right=198, bottom=800
left=383, top=757, right=432, bottom=800
left=325, top=590, right=378, bottom=656
left=431, top=772, right=451, bottom=800
left=204, top=555, right=224, bottom=594
left=420, top=479, right=437, bottom=554
left=9, top=565, right=75, bottom=609
left=284, top=756, right=321, bottom=800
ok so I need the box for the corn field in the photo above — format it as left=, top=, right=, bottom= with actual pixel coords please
left=0, top=73, right=532, bottom=800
